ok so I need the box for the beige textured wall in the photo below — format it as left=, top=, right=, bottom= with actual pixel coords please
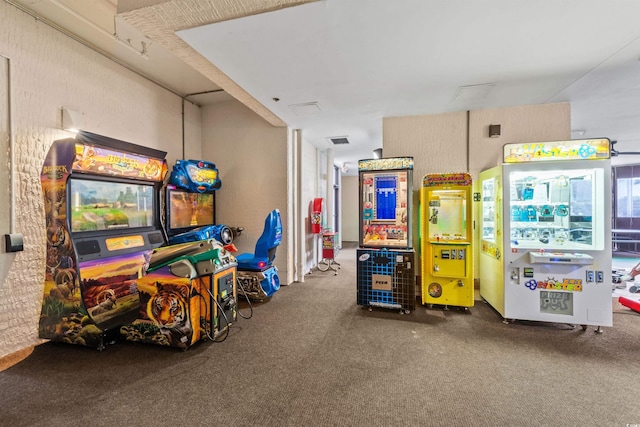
left=468, top=102, right=571, bottom=177
left=201, top=100, right=289, bottom=280
left=0, top=2, right=199, bottom=359
left=384, top=111, right=469, bottom=185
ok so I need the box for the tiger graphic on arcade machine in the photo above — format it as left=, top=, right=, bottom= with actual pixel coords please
left=121, top=276, right=208, bottom=349
left=146, top=282, right=193, bottom=348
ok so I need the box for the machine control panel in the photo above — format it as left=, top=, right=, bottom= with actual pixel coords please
left=528, top=251, right=594, bottom=265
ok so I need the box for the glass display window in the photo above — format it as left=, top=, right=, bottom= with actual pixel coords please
left=426, top=189, right=468, bottom=242
left=360, top=170, right=409, bottom=247
left=507, top=168, right=605, bottom=251
left=481, top=177, right=496, bottom=243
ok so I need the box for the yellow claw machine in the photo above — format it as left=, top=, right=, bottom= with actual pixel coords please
left=479, top=138, right=612, bottom=332
left=420, top=173, right=474, bottom=309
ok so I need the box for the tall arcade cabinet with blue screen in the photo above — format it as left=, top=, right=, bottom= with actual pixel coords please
left=479, top=139, right=612, bottom=332
left=357, top=157, right=415, bottom=314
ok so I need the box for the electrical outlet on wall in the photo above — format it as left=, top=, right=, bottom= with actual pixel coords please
left=5, top=233, right=24, bottom=252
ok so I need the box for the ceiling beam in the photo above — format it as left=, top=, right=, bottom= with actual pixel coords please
left=118, top=0, right=320, bottom=127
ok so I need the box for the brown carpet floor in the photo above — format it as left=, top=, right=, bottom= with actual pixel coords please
left=1, top=244, right=640, bottom=426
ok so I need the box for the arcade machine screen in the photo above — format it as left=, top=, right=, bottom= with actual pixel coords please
left=374, top=176, right=398, bottom=220
left=166, top=189, right=215, bottom=234
left=69, top=178, right=156, bottom=232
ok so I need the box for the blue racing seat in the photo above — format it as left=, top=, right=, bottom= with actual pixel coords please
left=236, top=209, right=282, bottom=271
left=235, top=209, right=282, bottom=298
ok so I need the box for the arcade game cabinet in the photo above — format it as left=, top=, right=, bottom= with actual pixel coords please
left=356, top=157, right=415, bottom=314
left=420, top=173, right=474, bottom=309
left=40, top=133, right=234, bottom=350
left=160, top=159, right=239, bottom=336
left=39, top=131, right=168, bottom=350
left=479, top=139, right=612, bottom=332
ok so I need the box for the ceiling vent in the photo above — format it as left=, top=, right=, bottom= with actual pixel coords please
left=288, top=102, right=321, bottom=115
left=453, top=83, right=495, bottom=102
left=328, top=136, right=349, bottom=145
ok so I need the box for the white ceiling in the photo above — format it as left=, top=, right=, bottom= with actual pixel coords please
left=12, top=0, right=640, bottom=169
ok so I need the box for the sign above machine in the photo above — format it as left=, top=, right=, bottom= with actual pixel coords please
left=422, top=172, right=471, bottom=187
left=503, top=138, right=610, bottom=163
left=358, top=157, right=413, bottom=172
left=168, top=159, right=221, bottom=192
left=72, top=143, right=166, bottom=181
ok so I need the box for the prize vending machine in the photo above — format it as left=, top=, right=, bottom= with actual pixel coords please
left=356, top=157, right=415, bottom=314
left=420, top=173, right=474, bottom=309
left=479, top=138, right=612, bottom=332
left=319, top=230, right=340, bottom=274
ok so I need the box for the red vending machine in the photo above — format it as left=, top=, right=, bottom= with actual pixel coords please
left=318, top=230, right=340, bottom=274
left=356, top=157, right=415, bottom=314
left=311, top=197, right=323, bottom=234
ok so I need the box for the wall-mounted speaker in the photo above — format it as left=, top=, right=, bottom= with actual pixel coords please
left=489, top=124, right=501, bottom=138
